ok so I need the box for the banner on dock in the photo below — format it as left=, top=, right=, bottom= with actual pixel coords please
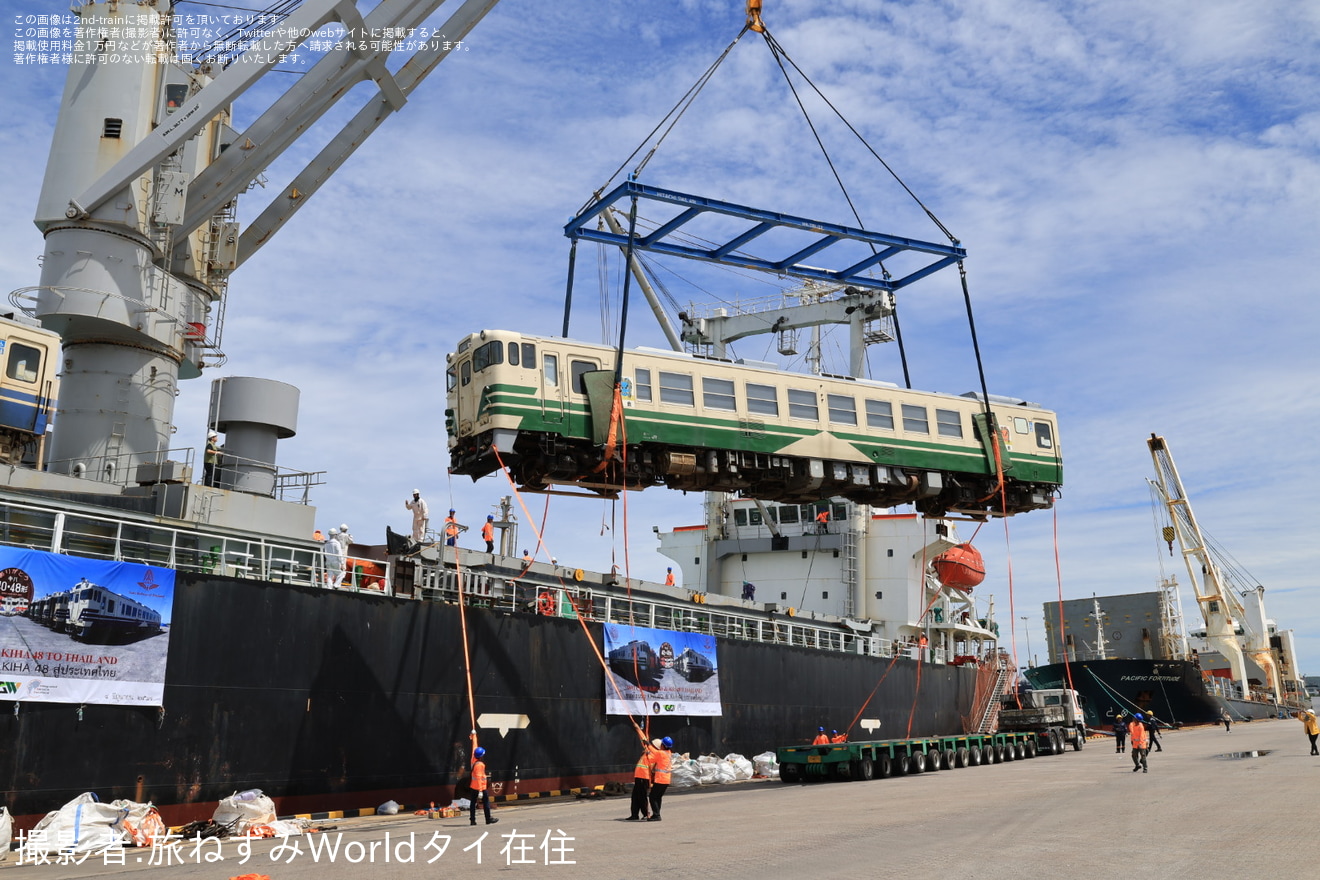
left=0, top=547, right=174, bottom=706
left=603, top=623, right=721, bottom=716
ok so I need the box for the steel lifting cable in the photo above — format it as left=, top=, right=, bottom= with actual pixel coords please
left=1052, top=504, right=1077, bottom=697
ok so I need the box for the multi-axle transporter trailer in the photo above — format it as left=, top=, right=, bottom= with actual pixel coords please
left=777, top=728, right=1069, bottom=783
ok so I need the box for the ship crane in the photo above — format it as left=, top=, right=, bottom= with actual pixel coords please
left=1147, top=434, right=1280, bottom=702
left=21, top=0, right=499, bottom=476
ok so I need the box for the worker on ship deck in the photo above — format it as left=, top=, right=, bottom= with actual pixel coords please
left=481, top=515, right=495, bottom=553
left=664, top=567, right=675, bottom=587
left=405, top=489, right=429, bottom=544
left=815, top=508, right=830, bottom=534
left=444, top=510, right=460, bottom=547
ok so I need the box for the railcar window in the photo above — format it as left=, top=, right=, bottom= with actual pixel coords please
left=778, top=505, right=799, bottom=524
left=935, top=409, right=963, bottom=438
left=749, top=508, right=763, bottom=525
left=1014, top=417, right=1030, bottom=434
left=460, top=361, right=471, bottom=387
left=901, top=404, right=929, bottom=434
left=827, top=394, right=857, bottom=426
left=745, top=383, right=779, bottom=416
left=634, top=368, right=653, bottom=402
left=787, top=389, right=818, bottom=421
left=507, top=342, right=519, bottom=366
left=570, top=360, right=596, bottom=395
left=6, top=343, right=41, bottom=383
left=734, top=508, right=748, bottom=526
left=522, top=343, right=536, bottom=369
left=865, top=399, right=894, bottom=430
left=703, top=377, right=736, bottom=410
left=659, top=372, right=694, bottom=406
left=472, top=340, right=503, bottom=372
left=1036, top=421, right=1054, bottom=449
left=543, top=354, right=559, bottom=387
left=446, top=366, right=457, bottom=391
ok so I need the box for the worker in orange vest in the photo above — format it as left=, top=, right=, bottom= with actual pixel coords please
left=830, top=729, right=847, bottom=743
left=647, top=737, right=673, bottom=821
left=664, top=567, right=675, bottom=587
left=481, top=515, right=495, bottom=553
left=1128, top=712, right=1150, bottom=773
left=815, top=508, right=830, bottom=534
left=469, top=746, right=499, bottom=825
left=812, top=726, right=830, bottom=745
left=445, top=510, right=460, bottom=547
left=627, top=735, right=656, bottom=820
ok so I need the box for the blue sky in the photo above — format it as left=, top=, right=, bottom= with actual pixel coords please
left=3, top=1, right=1319, bottom=673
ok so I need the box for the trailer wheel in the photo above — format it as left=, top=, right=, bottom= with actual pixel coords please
left=967, top=745, right=981, bottom=766
left=936, top=749, right=951, bottom=770
left=832, top=761, right=852, bottom=781
left=858, top=757, right=875, bottom=781
left=893, top=754, right=908, bottom=775
left=1025, top=740, right=1037, bottom=759
left=876, top=754, right=893, bottom=779
left=992, top=744, right=1004, bottom=763
left=1014, top=741, right=1026, bottom=760
left=908, top=751, right=925, bottom=773
left=1073, top=726, right=1085, bottom=750
left=954, top=747, right=968, bottom=768
left=780, top=762, right=801, bottom=783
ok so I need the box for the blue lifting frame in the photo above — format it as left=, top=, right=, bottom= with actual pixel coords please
left=564, top=181, right=966, bottom=292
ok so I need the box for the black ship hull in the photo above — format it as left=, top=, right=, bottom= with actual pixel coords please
left=1023, top=659, right=1282, bottom=728
left=2, top=573, right=981, bottom=824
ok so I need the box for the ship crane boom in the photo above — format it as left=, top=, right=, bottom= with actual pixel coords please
left=1147, top=434, right=1280, bottom=702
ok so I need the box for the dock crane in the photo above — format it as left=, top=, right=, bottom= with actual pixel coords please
left=1147, top=434, right=1281, bottom=703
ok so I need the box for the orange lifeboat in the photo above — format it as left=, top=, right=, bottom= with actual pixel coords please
left=932, top=543, right=985, bottom=590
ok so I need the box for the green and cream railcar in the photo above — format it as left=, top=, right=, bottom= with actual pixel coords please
left=446, top=330, right=1061, bottom=517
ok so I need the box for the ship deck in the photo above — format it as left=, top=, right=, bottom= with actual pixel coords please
left=11, top=717, right=1313, bottom=878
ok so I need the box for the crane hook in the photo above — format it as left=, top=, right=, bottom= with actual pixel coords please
left=746, top=0, right=765, bottom=33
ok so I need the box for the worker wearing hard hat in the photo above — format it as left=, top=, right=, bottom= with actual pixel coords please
left=445, top=510, right=460, bottom=547
left=626, top=735, right=656, bottom=821
left=468, top=746, right=498, bottom=826
left=812, top=727, right=830, bottom=745
left=664, top=567, right=675, bottom=587
left=647, top=737, right=673, bottom=821
left=1299, top=709, right=1319, bottom=755
left=481, top=515, right=495, bottom=553
left=203, top=430, right=220, bottom=486
left=1127, top=713, right=1150, bottom=773
left=405, top=489, right=429, bottom=544
left=324, top=528, right=345, bottom=587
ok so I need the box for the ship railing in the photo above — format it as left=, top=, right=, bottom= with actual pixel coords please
left=39, top=447, right=324, bottom=503
left=0, top=496, right=372, bottom=591
left=410, top=569, right=919, bottom=661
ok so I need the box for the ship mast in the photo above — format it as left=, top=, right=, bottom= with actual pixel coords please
left=1147, top=434, right=1277, bottom=701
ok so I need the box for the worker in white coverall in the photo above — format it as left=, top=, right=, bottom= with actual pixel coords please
left=406, top=489, right=430, bottom=543
left=324, top=528, right=346, bottom=587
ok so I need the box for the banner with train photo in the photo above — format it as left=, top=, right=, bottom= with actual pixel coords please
left=0, top=547, right=175, bottom=706
left=603, top=623, right=722, bottom=717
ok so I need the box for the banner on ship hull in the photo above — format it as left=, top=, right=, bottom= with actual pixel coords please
left=0, top=547, right=174, bottom=706
left=603, top=623, right=721, bottom=716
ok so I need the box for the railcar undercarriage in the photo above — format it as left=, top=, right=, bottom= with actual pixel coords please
left=449, top=430, right=1056, bottom=518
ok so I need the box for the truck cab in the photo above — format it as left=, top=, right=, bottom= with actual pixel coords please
left=998, top=687, right=1088, bottom=751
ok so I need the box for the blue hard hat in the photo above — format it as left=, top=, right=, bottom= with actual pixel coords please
left=831, top=730, right=838, bottom=735
left=661, top=736, right=673, bottom=748
left=487, top=515, right=494, bottom=520
left=818, top=726, right=825, bottom=732
left=474, top=746, right=486, bottom=758
left=1133, top=713, right=1144, bottom=721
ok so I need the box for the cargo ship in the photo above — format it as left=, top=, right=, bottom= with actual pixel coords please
left=1024, top=435, right=1309, bottom=727
left=0, top=0, right=1050, bottom=826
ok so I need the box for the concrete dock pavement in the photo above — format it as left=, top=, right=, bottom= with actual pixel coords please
left=5, top=717, right=1316, bottom=879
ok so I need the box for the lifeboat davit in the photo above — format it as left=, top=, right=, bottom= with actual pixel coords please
left=932, top=543, right=985, bottom=590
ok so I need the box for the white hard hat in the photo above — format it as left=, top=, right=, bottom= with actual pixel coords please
left=329, top=528, right=339, bottom=535
left=340, top=523, right=349, bottom=532
left=208, top=430, right=218, bottom=438
left=412, top=488, right=420, bottom=494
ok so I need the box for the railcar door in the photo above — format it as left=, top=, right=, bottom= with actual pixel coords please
left=0, top=333, right=52, bottom=433
left=541, top=351, right=563, bottom=424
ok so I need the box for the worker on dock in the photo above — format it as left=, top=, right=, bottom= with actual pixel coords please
left=405, top=489, right=429, bottom=543
left=469, top=746, right=498, bottom=826
left=627, top=735, right=656, bottom=820
left=1220, top=709, right=1232, bottom=732
left=1128, top=713, right=1150, bottom=773
left=1144, top=712, right=1163, bottom=752
left=1299, top=709, right=1319, bottom=755
left=812, top=727, right=830, bottom=745
left=830, top=729, right=847, bottom=743
left=481, top=515, right=495, bottom=553
left=1113, top=712, right=1127, bottom=753
left=648, top=737, right=673, bottom=822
